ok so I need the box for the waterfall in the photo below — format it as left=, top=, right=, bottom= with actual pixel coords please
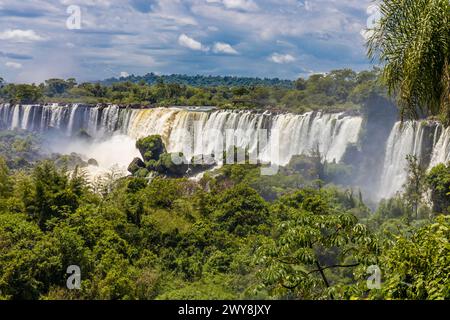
left=267, top=112, right=362, bottom=165
left=0, top=104, right=125, bottom=137
left=67, top=104, right=79, bottom=135
left=13, top=102, right=450, bottom=200
left=377, top=121, right=439, bottom=200
left=125, top=108, right=362, bottom=165
left=21, top=105, right=33, bottom=130
left=0, top=104, right=363, bottom=168
left=11, top=105, right=21, bottom=129
left=430, top=126, right=450, bottom=168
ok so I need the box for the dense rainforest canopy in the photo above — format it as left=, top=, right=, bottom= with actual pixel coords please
left=101, top=73, right=295, bottom=88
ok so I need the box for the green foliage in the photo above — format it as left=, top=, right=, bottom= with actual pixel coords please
left=30, top=161, right=87, bottom=229
left=157, top=275, right=236, bottom=300
left=44, top=79, right=76, bottom=97
left=0, top=69, right=384, bottom=113
left=402, top=155, right=428, bottom=220
left=0, top=131, right=44, bottom=169
left=213, top=184, right=270, bottom=236
left=427, top=162, right=450, bottom=214
left=377, top=216, right=450, bottom=299
left=127, top=157, right=145, bottom=175
left=136, top=135, right=166, bottom=162
left=256, top=188, right=377, bottom=299
left=375, top=196, right=409, bottom=221
left=0, top=128, right=449, bottom=300
left=0, top=83, right=43, bottom=104
left=367, top=0, right=450, bottom=123
left=0, top=157, right=11, bottom=199
left=130, top=135, right=192, bottom=178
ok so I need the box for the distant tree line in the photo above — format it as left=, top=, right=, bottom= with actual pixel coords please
left=0, top=68, right=386, bottom=114
left=101, top=73, right=295, bottom=88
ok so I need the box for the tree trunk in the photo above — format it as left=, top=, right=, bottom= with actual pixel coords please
left=315, top=261, right=334, bottom=300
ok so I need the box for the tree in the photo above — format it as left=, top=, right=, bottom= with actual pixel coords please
left=30, top=161, right=85, bottom=229
left=295, top=78, right=306, bottom=90
left=427, top=162, right=450, bottom=214
left=0, top=157, right=11, bottom=199
left=213, top=184, right=269, bottom=236
left=3, top=84, right=43, bottom=104
left=403, top=155, right=427, bottom=220
left=44, top=79, right=73, bottom=97
left=377, top=215, right=450, bottom=299
left=256, top=189, right=377, bottom=299
left=367, top=0, right=450, bottom=123
left=136, top=135, right=166, bottom=162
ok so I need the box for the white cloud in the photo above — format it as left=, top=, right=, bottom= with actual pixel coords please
left=60, top=0, right=111, bottom=7
left=208, top=26, right=219, bottom=32
left=0, top=0, right=372, bottom=82
left=269, top=53, right=296, bottom=64
left=178, top=34, right=209, bottom=51
left=120, top=71, right=129, bottom=78
left=5, top=62, right=23, bottom=69
left=207, top=0, right=259, bottom=11
left=223, top=0, right=258, bottom=11
left=0, top=29, right=44, bottom=42
left=212, top=42, right=238, bottom=54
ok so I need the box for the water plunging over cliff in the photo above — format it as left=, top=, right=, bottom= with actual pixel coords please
left=429, top=126, right=450, bottom=168
left=377, top=121, right=444, bottom=200
left=124, top=108, right=363, bottom=165
left=378, top=122, right=426, bottom=199
left=0, top=104, right=362, bottom=168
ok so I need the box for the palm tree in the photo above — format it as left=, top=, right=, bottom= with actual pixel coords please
left=367, top=0, right=450, bottom=123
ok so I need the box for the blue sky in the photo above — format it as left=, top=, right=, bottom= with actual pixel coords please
left=0, top=0, right=375, bottom=83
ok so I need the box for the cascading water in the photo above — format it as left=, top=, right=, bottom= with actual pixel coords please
left=4, top=103, right=450, bottom=201
left=266, top=112, right=362, bottom=165
left=377, top=122, right=426, bottom=199
left=0, top=104, right=123, bottom=137
left=0, top=104, right=362, bottom=169
left=429, top=126, right=450, bottom=168
left=377, top=121, right=442, bottom=200
left=124, top=108, right=362, bottom=165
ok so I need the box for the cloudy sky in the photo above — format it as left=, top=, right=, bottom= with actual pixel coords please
left=0, top=0, right=375, bottom=83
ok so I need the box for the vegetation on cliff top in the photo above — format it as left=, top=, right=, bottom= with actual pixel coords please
left=0, top=68, right=385, bottom=114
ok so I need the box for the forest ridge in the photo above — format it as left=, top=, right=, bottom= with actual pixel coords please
left=0, top=69, right=383, bottom=114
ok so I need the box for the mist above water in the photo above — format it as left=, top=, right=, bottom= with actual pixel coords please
left=46, top=133, right=140, bottom=180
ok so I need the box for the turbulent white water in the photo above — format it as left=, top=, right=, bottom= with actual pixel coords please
left=125, top=107, right=362, bottom=166
left=7, top=103, right=450, bottom=200
left=375, top=120, right=450, bottom=199
left=429, top=126, right=450, bottom=168
left=378, top=122, right=426, bottom=199
left=50, top=134, right=141, bottom=174
left=0, top=104, right=362, bottom=168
